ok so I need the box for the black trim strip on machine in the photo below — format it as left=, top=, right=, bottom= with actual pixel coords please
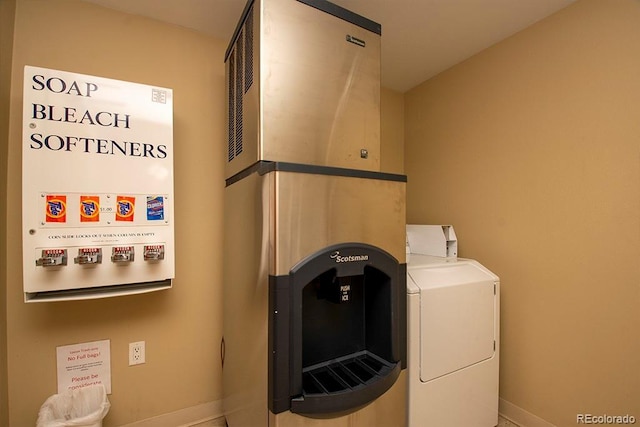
left=225, top=0, right=381, bottom=61
left=225, top=161, right=408, bottom=187
left=296, top=0, right=381, bottom=35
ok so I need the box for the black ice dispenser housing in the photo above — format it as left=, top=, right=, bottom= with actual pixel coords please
left=270, top=242, right=405, bottom=415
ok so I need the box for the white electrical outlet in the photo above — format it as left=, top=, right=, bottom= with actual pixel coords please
left=129, top=341, right=146, bottom=366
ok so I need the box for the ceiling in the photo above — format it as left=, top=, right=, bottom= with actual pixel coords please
left=82, top=0, right=576, bottom=92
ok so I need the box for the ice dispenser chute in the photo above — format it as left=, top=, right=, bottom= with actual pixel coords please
left=269, top=242, right=404, bottom=415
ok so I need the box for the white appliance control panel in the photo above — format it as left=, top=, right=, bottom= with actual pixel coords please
left=22, top=66, right=175, bottom=302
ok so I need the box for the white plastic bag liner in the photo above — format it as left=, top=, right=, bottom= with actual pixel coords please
left=36, top=384, right=110, bottom=427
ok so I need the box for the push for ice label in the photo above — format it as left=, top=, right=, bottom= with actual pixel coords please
left=46, top=195, right=67, bottom=223
left=80, top=195, right=100, bottom=222
left=146, top=196, right=164, bottom=221
left=115, top=196, right=135, bottom=222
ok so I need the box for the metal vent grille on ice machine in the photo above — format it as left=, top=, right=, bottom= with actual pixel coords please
left=227, top=6, right=254, bottom=162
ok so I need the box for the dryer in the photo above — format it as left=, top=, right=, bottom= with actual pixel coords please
left=407, top=253, right=500, bottom=426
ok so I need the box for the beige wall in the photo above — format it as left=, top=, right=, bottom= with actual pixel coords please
left=405, top=0, right=640, bottom=425
left=4, top=1, right=226, bottom=425
left=1, top=0, right=16, bottom=425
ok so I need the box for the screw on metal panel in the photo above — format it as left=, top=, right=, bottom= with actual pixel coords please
left=29, top=229, right=35, bottom=235
left=29, top=123, right=36, bottom=129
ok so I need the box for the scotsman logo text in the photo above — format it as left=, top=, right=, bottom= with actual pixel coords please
left=330, top=251, right=369, bottom=263
left=577, top=414, right=636, bottom=424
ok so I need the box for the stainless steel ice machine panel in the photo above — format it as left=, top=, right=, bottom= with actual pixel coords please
left=225, top=0, right=382, bottom=179
left=223, top=163, right=406, bottom=426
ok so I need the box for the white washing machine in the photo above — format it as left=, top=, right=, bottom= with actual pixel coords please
left=407, top=253, right=500, bottom=426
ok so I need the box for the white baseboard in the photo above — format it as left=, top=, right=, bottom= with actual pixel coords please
left=122, top=397, right=555, bottom=427
left=120, top=400, right=224, bottom=427
left=499, top=398, right=556, bottom=427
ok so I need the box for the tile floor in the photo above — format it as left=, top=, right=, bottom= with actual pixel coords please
left=498, top=415, right=520, bottom=427
left=206, top=415, right=520, bottom=426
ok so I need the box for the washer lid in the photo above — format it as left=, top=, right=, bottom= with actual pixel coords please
left=408, top=260, right=495, bottom=290
left=410, top=262, right=497, bottom=383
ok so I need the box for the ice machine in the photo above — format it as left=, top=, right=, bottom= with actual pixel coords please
left=222, top=0, right=407, bottom=426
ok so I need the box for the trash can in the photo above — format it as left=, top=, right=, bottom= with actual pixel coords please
left=36, top=384, right=110, bottom=427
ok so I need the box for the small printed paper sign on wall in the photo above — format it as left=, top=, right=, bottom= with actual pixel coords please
left=56, top=339, right=111, bottom=394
